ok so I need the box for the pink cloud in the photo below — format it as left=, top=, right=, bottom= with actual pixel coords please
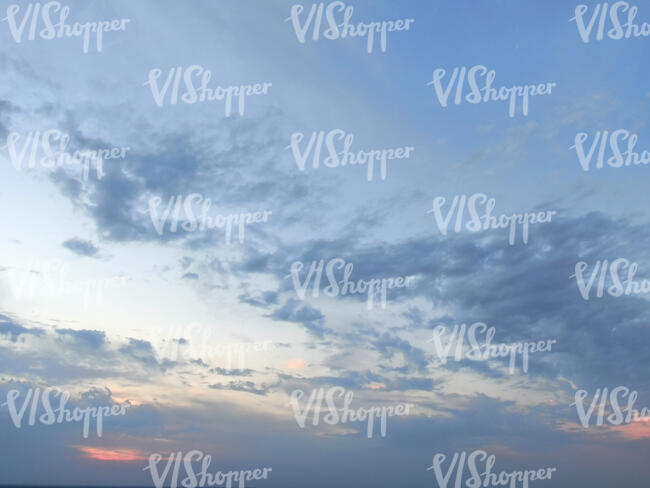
left=73, top=446, right=150, bottom=462
left=287, top=359, right=306, bottom=369
left=612, top=419, right=650, bottom=440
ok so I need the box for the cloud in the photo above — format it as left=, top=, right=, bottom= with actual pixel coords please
left=210, top=367, right=253, bottom=377
left=0, top=316, right=189, bottom=384
left=0, top=314, right=44, bottom=342
left=73, top=446, right=150, bottom=462
left=286, top=359, right=306, bottom=370
left=239, top=290, right=279, bottom=308
left=61, top=238, right=100, bottom=257
left=372, top=332, right=429, bottom=374
left=230, top=210, right=650, bottom=394
left=267, top=299, right=331, bottom=339
left=208, top=380, right=272, bottom=396
left=56, top=328, right=107, bottom=347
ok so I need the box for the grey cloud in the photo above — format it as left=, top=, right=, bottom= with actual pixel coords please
left=208, top=380, right=271, bottom=396
left=61, top=238, right=100, bottom=257
left=55, top=328, right=108, bottom=349
left=267, top=299, right=332, bottom=339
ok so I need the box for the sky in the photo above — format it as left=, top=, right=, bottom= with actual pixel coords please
left=0, top=0, right=649, bottom=486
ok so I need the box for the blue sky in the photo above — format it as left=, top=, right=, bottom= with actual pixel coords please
left=0, top=0, right=649, bottom=486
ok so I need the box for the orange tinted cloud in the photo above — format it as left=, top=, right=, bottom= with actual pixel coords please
left=74, top=446, right=149, bottom=462
left=287, top=359, right=306, bottom=369
left=612, top=419, right=650, bottom=440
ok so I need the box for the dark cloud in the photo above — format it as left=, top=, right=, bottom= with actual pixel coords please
left=208, top=380, right=271, bottom=396
left=267, top=299, right=332, bottom=339
left=210, top=367, right=254, bottom=376
left=231, top=211, right=650, bottom=394
left=47, top=110, right=319, bottom=249
left=55, top=329, right=107, bottom=349
left=239, top=290, right=279, bottom=308
left=0, top=317, right=190, bottom=383
left=276, top=369, right=434, bottom=394
left=372, top=332, right=429, bottom=374
left=0, top=316, right=43, bottom=343
left=61, top=238, right=100, bottom=257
